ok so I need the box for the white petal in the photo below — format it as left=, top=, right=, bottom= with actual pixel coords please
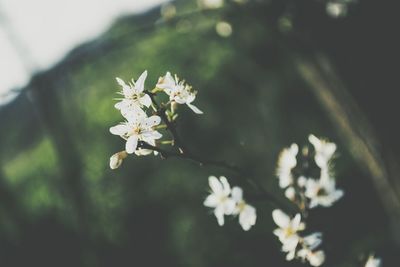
left=134, top=70, right=147, bottom=93
left=272, top=209, right=290, bottom=228
left=140, top=94, right=152, bottom=107
left=187, top=103, right=203, bottom=114
left=143, top=115, right=161, bottom=128
left=282, top=235, right=299, bottom=252
left=286, top=249, right=296, bottom=261
left=116, top=77, right=126, bottom=87
left=223, top=198, right=236, bottom=215
left=125, top=135, right=138, bottom=154
left=219, top=176, right=231, bottom=196
left=157, top=72, right=175, bottom=90
left=214, top=206, right=225, bottom=226
left=208, top=176, right=223, bottom=194
left=204, top=194, right=219, bottom=208
left=124, top=106, right=147, bottom=123
left=231, top=187, right=243, bottom=202
left=141, top=130, right=163, bottom=141
left=110, top=124, right=128, bottom=136
left=291, top=214, right=302, bottom=230
left=239, top=205, right=256, bottom=231
left=273, top=228, right=284, bottom=238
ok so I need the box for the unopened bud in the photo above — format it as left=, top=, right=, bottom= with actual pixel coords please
left=110, top=151, right=128, bottom=169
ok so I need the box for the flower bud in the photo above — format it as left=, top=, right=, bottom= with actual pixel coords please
left=109, top=151, right=128, bottom=169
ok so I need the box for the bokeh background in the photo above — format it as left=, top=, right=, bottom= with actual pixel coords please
left=0, top=0, right=399, bottom=266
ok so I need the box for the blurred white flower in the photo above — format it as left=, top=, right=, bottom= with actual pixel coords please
left=160, top=3, right=176, bottom=20
left=277, top=143, right=299, bottom=188
left=231, top=187, right=257, bottom=231
left=216, top=21, right=233, bottom=37
left=326, top=2, right=348, bottom=18
left=198, top=0, right=224, bottom=9
left=272, top=209, right=305, bottom=260
left=114, top=70, right=152, bottom=118
left=109, top=109, right=162, bottom=154
left=109, top=150, right=128, bottom=169
left=308, top=134, right=336, bottom=169
left=297, top=233, right=325, bottom=266
left=297, top=249, right=326, bottom=267
left=304, top=169, right=344, bottom=208
left=365, top=255, right=382, bottom=267
left=204, top=176, right=236, bottom=226
left=157, top=72, right=203, bottom=114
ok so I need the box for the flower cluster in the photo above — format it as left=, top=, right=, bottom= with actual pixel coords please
left=109, top=70, right=202, bottom=169
left=272, top=209, right=325, bottom=266
left=204, top=176, right=257, bottom=231
left=277, top=134, right=344, bottom=210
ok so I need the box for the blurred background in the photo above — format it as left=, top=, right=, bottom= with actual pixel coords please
left=0, top=0, right=399, bottom=266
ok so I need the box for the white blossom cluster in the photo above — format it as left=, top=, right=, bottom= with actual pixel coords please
left=273, top=209, right=325, bottom=266
left=273, top=134, right=344, bottom=266
left=204, top=176, right=257, bottom=231
left=109, top=70, right=202, bottom=169
left=277, top=134, right=344, bottom=209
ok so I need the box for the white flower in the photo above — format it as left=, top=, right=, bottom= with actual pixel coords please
left=297, top=233, right=324, bottom=266
left=272, top=209, right=305, bottom=260
left=115, top=70, right=152, bottom=118
left=326, top=2, right=348, bottom=18
left=109, top=151, right=128, bottom=169
left=365, top=255, right=382, bottom=267
left=157, top=72, right=203, bottom=114
left=277, top=144, right=299, bottom=188
left=231, top=187, right=257, bottom=231
left=308, top=134, right=336, bottom=169
left=109, top=108, right=162, bottom=154
left=204, top=176, right=236, bottom=226
left=216, top=21, right=233, bottom=38
left=297, top=249, right=326, bottom=267
left=304, top=170, right=344, bottom=208
left=198, top=0, right=224, bottom=9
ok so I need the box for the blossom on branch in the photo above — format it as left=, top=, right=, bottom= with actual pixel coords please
left=272, top=210, right=325, bottom=266
left=304, top=169, right=344, bottom=208
left=272, top=209, right=305, bottom=260
left=109, top=108, right=162, bottom=154
left=157, top=72, right=203, bottom=114
left=204, top=176, right=236, bottom=226
left=308, top=134, right=336, bottom=170
left=231, top=186, right=257, bottom=231
left=275, top=135, right=343, bottom=209
left=204, top=176, right=257, bottom=230
left=115, top=70, right=152, bottom=118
